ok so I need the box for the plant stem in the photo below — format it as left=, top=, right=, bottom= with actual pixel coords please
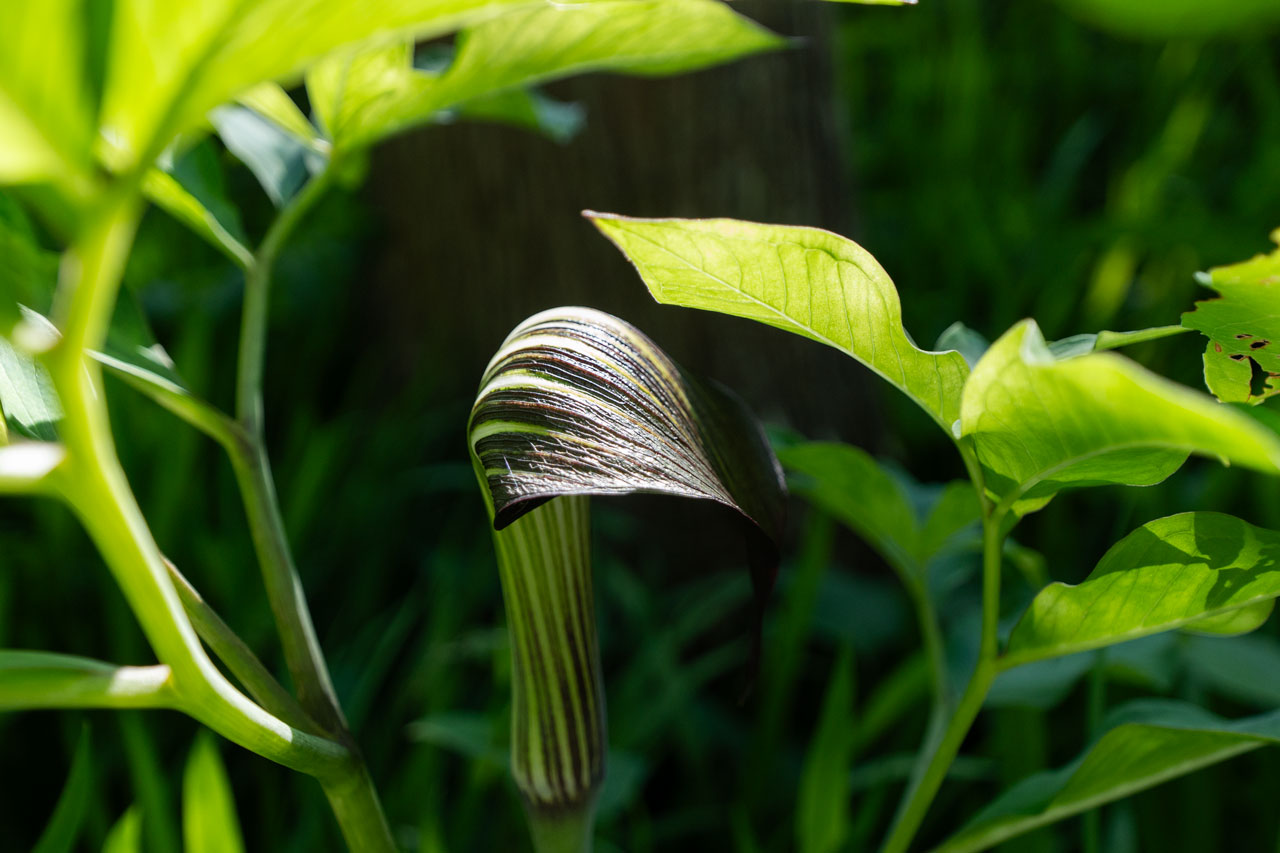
left=47, top=192, right=354, bottom=780
left=908, top=577, right=951, bottom=708
left=879, top=512, right=1006, bottom=853
left=166, top=558, right=324, bottom=735
left=322, top=763, right=401, bottom=853
left=0, top=652, right=174, bottom=710
left=525, top=808, right=596, bottom=853
left=232, top=168, right=349, bottom=736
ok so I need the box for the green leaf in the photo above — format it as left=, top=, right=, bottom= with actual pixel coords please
left=796, top=646, right=856, bottom=853
left=0, top=191, right=58, bottom=334
left=1046, top=325, right=1191, bottom=360
left=934, top=322, right=989, bottom=370
left=960, top=320, right=1280, bottom=515
left=589, top=214, right=970, bottom=432
left=1182, top=230, right=1280, bottom=405
left=0, top=321, right=61, bottom=441
left=183, top=733, right=246, bottom=853
left=99, top=0, right=546, bottom=167
left=1053, top=0, right=1280, bottom=38
left=0, top=1, right=94, bottom=186
left=142, top=170, right=253, bottom=268
left=308, top=0, right=782, bottom=151
left=211, top=105, right=313, bottom=208
left=32, top=726, right=93, bottom=853
left=470, top=306, right=786, bottom=545
left=237, top=83, right=322, bottom=148
left=1185, top=634, right=1280, bottom=709
left=934, top=700, right=1280, bottom=853
left=1004, top=512, right=1280, bottom=668
left=447, top=88, right=586, bottom=144
left=101, top=806, right=142, bottom=853
left=778, top=441, right=979, bottom=586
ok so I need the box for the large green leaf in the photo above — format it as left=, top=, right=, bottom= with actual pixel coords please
left=1181, top=229, right=1280, bottom=405
left=469, top=306, right=786, bottom=543
left=1004, top=513, right=1280, bottom=668
left=308, top=0, right=781, bottom=151
left=960, top=320, right=1280, bottom=515
left=182, top=734, right=246, bottom=853
left=32, top=727, right=93, bottom=853
left=99, top=0, right=545, bottom=166
left=589, top=214, right=969, bottom=432
left=0, top=1, right=94, bottom=186
left=934, top=700, right=1280, bottom=853
left=778, top=441, right=979, bottom=586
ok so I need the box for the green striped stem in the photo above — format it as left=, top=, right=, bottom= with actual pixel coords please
left=491, top=496, right=605, bottom=850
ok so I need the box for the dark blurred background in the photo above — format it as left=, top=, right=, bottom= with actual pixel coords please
left=4, top=1, right=1280, bottom=850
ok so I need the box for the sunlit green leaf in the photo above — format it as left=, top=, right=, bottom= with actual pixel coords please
left=446, top=88, right=586, bottom=144
left=0, top=1, right=94, bottom=186
left=589, top=214, right=970, bottom=432
left=934, top=700, right=1280, bottom=853
left=1004, top=513, right=1280, bottom=668
left=32, top=726, right=93, bottom=853
left=183, top=733, right=246, bottom=853
left=960, top=320, right=1280, bottom=515
left=309, top=0, right=782, bottom=151
left=99, top=0, right=546, bottom=167
left=237, top=83, right=322, bottom=148
left=0, top=318, right=61, bottom=442
left=1182, top=229, right=1280, bottom=405
left=796, top=646, right=856, bottom=853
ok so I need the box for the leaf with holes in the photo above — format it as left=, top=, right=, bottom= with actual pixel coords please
left=960, top=320, right=1280, bottom=517
left=1004, top=513, right=1280, bottom=668
left=1182, top=229, right=1280, bottom=405
left=307, top=0, right=782, bottom=151
left=589, top=214, right=970, bottom=433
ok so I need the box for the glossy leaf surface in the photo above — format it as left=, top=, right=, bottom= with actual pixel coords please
left=1005, top=513, right=1280, bottom=667
left=1182, top=230, right=1280, bottom=405
left=935, top=700, right=1280, bottom=853
left=960, top=320, right=1280, bottom=514
left=589, top=214, right=969, bottom=432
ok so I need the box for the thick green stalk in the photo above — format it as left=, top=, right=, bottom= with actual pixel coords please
left=231, top=168, right=348, bottom=736
left=0, top=652, right=174, bottom=710
left=879, top=505, right=1006, bottom=853
left=45, top=193, right=353, bottom=780
left=322, top=763, right=400, bottom=853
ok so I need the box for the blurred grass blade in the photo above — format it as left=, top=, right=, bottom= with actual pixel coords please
left=470, top=306, right=785, bottom=547
left=1182, top=229, right=1280, bottom=405
left=934, top=700, right=1280, bottom=853
left=308, top=0, right=783, bottom=151
left=960, top=320, right=1280, bottom=517
left=183, top=733, right=247, bottom=853
left=101, top=806, right=142, bottom=853
left=1004, top=513, right=1280, bottom=668
left=1054, top=0, right=1280, bottom=38
left=796, top=645, right=856, bottom=853
left=588, top=214, right=969, bottom=433
left=32, top=726, right=93, bottom=853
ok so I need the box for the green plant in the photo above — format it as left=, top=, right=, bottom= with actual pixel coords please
left=0, top=1, right=798, bottom=849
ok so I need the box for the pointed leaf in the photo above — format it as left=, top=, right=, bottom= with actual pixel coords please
left=102, top=806, right=142, bottom=853
left=1004, top=513, right=1280, bottom=668
left=960, top=320, right=1280, bottom=515
left=934, top=700, right=1280, bottom=853
left=32, top=726, right=93, bottom=853
left=211, top=105, right=312, bottom=208
left=1182, top=229, right=1280, bottom=405
left=469, top=306, right=786, bottom=543
left=778, top=441, right=979, bottom=585
left=99, top=0, right=545, bottom=167
left=183, top=733, right=246, bottom=853
left=796, top=646, right=856, bottom=853
left=308, top=0, right=782, bottom=151
left=589, top=214, right=969, bottom=432
left=237, top=83, right=321, bottom=148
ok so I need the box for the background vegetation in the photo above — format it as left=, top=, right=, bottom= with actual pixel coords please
left=4, top=1, right=1279, bottom=850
